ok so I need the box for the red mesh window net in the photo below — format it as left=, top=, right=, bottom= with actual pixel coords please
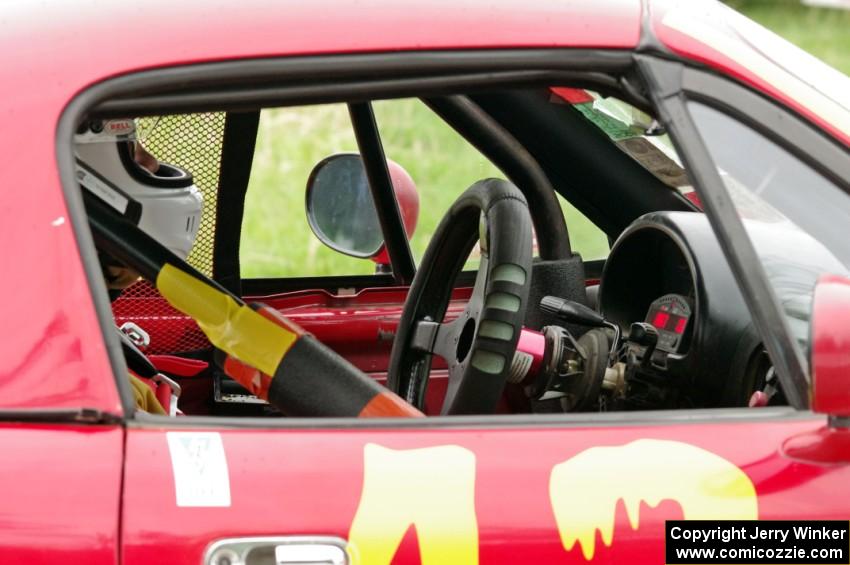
left=112, top=113, right=225, bottom=353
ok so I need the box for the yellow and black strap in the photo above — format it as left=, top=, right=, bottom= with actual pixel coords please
left=86, top=192, right=422, bottom=418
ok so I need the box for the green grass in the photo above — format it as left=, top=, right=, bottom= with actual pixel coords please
left=241, top=104, right=368, bottom=278
left=731, top=1, right=850, bottom=75
left=240, top=100, right=610, bottom=278
left=237, top=2, right=847, bottom=279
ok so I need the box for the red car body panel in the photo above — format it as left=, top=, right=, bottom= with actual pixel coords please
left=650, top=0, right=850, bottom=146
left=1, top=0, right=849, bottom=562
left=122, top=418, right=847, bottom=565
left=0, top=424, right=123, bottom=563
left=0, top=194, right=121, bottom=413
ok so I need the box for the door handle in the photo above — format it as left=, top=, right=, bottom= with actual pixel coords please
left=206, top=536, right=348, bottom=565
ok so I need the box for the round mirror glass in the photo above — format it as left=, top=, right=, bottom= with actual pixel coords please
left=306, top=154, right=384, bottom=258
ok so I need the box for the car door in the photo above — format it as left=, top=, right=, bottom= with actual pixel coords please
left=0, top=423, right=123, bottom=564
left=60, top=51, right=849, bottom=565
left=121, top=413, right=845, bottom=565
left=123, top=113, right=850, bottom=565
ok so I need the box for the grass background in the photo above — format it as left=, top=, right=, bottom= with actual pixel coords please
left=239, top=1, right=850, bottom=279
left=726, top=0, right=850, bottom=74
left=241, top=101, right=612, bottom=277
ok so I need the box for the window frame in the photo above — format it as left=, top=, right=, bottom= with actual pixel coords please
left=59, top=48, right=833, bottom=426
left=637, top=55, right=850, bottom=411
left=58, top=48, right=633, bottom=419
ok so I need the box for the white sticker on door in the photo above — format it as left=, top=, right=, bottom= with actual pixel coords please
left=166, top=432, right=231, bottom=507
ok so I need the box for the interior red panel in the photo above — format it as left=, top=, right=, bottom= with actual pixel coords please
left=114, top=284, right=472, bottom=373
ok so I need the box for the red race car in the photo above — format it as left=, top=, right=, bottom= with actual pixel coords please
left=2, top=0, right=849, bottom=563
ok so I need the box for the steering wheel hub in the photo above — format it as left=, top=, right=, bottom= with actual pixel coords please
left=388, top=179, right=534, bottom=415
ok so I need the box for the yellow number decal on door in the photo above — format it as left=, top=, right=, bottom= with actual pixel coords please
left=348, top=443, right=478, bottom=565
left=550, top=439, right=758, bottom=560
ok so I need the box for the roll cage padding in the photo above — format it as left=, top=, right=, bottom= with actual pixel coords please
left=470, top=89, right=694, bottom=238
left=524, top=256, right=589, bottom=332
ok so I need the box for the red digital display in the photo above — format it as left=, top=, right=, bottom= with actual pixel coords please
left=647, top=296, right=691, bottom=351
left=653, top=311, right=670, bottom=328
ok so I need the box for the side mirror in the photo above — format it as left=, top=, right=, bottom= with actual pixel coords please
left=810, top=274, right=850, bottom=424
left=782, top=274, right=850, bottom=464
left=305, top=153, right=419, bottom=263
left=305, top=154, right=384, bottom=258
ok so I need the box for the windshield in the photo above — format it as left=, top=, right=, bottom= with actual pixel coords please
left=689, top=101, right=850, bottom=351
left=556, top=89, right=698, bottom=203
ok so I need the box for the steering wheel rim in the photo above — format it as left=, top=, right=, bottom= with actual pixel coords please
left=388, top=179, right=533, bottom=415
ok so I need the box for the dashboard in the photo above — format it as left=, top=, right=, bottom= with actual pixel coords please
left=598, top=211, right=761, bottom=408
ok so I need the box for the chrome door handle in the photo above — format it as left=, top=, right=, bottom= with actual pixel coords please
left=206, top=536, right=348, bottom=565
left=275, top=543, right=347, bottom=565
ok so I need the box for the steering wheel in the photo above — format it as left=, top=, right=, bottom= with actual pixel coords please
left=388, top=179, right=533, bottom=414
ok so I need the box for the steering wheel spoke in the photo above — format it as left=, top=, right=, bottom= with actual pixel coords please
left=388, top=179, right=533, bottom=415
left=410, top=319, right=452, bottom=357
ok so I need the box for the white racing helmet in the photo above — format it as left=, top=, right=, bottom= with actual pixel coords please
left=75, top=118, right=203, bottom=260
